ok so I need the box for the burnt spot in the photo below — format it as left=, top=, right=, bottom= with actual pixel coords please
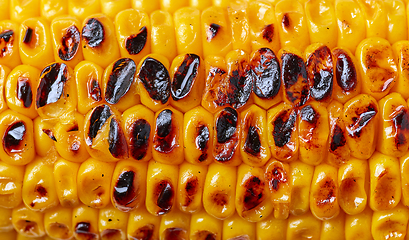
left=75, top=222, right=98, bottom=240
left=196, top=231, right=217, bottom=240
left=315, top=178, right=336, bottom=207
left=330, top=124, right=346, bottom=152
left=0, top=30, right=13, bottom=43
left=226, top=57, right=253, bottom=109
left=183, top=177, right=198, bottom=206
left=23, top=27, right=33, bottom=44
left=206, top=23, right=221, bottom=41
left=125, top=26, right=147, bottom=55
left=206, top=66, right=228, bottom=107
left=59, top=25, right=80, bottom=61
left=216, top=107, right=238, bottom=143
left=339, top=177, right=358, bottom=198
left=155, top=180, right=174, bottom=215
left=300, top=105, right=320, bottom=124
left=101, top=229, right=121, bottom=239
left=86, top=104, right=113, bottom=146
left=374, top=169, right=396, bottom=209
left=113, top=170, right=136, bottom=209
left=196, top=125, right=209, bottom=162
left=42, top=129, right=57, bottom=142
left=282, top=14, right=290, bottom=28
left=35, top=185, right=47, bottom=197
left=391, top=106, right=409, bottom=148
left=281, top=53, right=309, bottom=107
left=242, top=176, right=265, bottom=211
left=265, top=166, right=288, bottom=191
left=108, top=117, right=128, bottom=158
left=17, top=77, right=32, bottom=108
left=306, top=46, right=333, bottom=101
left=163, top=228, right=187, bottom=240
left=171, top=54, right=200, bottom=101
left=333, top=48, right=357, bottom=92
left=129, top=119, right=151, bottom=160
left=273, top=109, right=297, bottom=148
left=0, top=30, right=14, bottom=58
left=82, top=18, right=104, bottom=48
left=105, top=58, right=136, bottom=104
left=153, top=109, right=176, bottom=153
left=68, top=124, right=79, bottom=132
left=36, top=63, right=68, bottom=109
left=130, top=224, right=154, bottom=240
left=22, top=221, right=37, bottom=233
left=137, top=57, right=170, bottom=104
left=250, top=48, right=281, bottom=100
left=262, top=24, right=274, bottom=43
left=212, top=192, right=228, bottom=206
left=3, top=121, right=26, bottom=154
left=88, top=79, right=102, bottom=102
left=347, top=104, right=377, bottom=138
left=244, top=126, right=261, bottom=156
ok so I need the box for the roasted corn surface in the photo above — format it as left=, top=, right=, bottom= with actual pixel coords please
left=2, top=0, right=409, bottom=239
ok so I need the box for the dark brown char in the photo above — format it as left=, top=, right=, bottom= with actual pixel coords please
left=153, top=109, right=176, bottom=153
left=163, top=228, right=187, bottom=240
left=171, top=54, right=200, bottom=101
left=196, top=124, right=209, bottom=162
left=183, top=177, right=198, bottom=206
left=244, top=126, right=261, bottom=156
left=36, top=63, right=68, bottom=108
left=0, top=30, right=14, bottom=58
left=108, top=117, right=128, bottom=158
left=226, top=55, right=253, bottom=109
left=101, top=229, right=121, bottom=239
left=23, top=27, right=33, bottom=44
left=316, top=178, right=336, bottom=207
left=212, top=192, right=228, bottom=206
left=86, top=104, right=113, bottom=146
left=306, top=45, right=333, bottom=101
left=347, top=103, right=377, bottom=138
left=75, top=222, right=98, bottom=240
left=214, top=107, right=239, bottom=162
left=155, top=180, right=174, bottom=215
left=88, top=78, right=102, bottom=102
left=281, top=53, right=309, bottom=107
left=42, top=129, right=56, bottom=142
left=196, top=231, right=216, bottom=240
left=333, top=48, right=358, bottom=92
left=138, top=57, right=170, bottom=104
left=129, top=224, right=154, bottom=240
left=206, top=23, right=221, bottom=41
left=82, top=18, right=104, bottom=48
left=273, top=109, right=297, bottom=148
left=17, top=77, right=32, bottom=108
left=251, top=48, right=281, bottom=100
left=3, top=121, right=26, bottom=154
left=105, top=58, right=136, bottom=104
left=126, top=26, right=148, bottom=55
left=391, top=106, right=409, bottom=148
left=330, top=124, right=347, bottom=152
left=265, top=166, right=288, bottom=191
left=129, top=119, right=151, bottom=160
left=300, top=105, right=320, bottom=125
left=262, top=24, right=274, bottom=43
left=282, top=13, right=290, bottom=28
left=59, top=25, right=80, bottom=61
left=242, top=176, right=265, bottom=211
left=113, top=170, right=137, bottom=209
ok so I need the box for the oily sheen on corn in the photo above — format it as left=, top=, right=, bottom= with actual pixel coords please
left=1, top=0, right=409, bottom=240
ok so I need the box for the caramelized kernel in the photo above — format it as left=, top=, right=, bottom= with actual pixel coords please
left=315, top=178, right=336, bottom=207
left=243, top=176, right=265, bottom=211
left=36, top=63, right=68, bottom=108
left=347, top=104, right=377, bottom=138
left=130, top=224, right=154, bottom=240
left=196, top=231, right=216, bottom=240
left=306, top=46, right=333, bottom=101
left=339, top=177, right=358, bottom=198
left=251, top=48, right=281, bottom=100
left=0, top=30, right=14, bottom=57
left=333, top=49, right=357, bottom=92
left=154, top=109, right=176, bottom=153
left=163, top=228, right=187, bottom=240
left=138, top=57, right=170, bottom=104
left=281, top=53, right=309, bottom=107
left=282, top=14, right=290, bottom=28
left=262, top=24, right=275, bottom=43
left=125, top=26, right=147, bottom=55
left=216, top=107, right=238, bottom=143
left=101, top=229, right=121, bottom=239
left=108, top=118, right=128, bottom=158
left=3, top=121, right=26, bottom=154
left=35, top=185, right=47, bottom=197
left=87, top=104, right=113, bottom=145
left=155, top=180, right=174, bottom=215
left=184, top=177, right=198, bottom=206
left=330, top=124, right=347, bottom=152
left=300, top=105, right=319, bottom=124
left=59, top=25, right=81, bottom=61
left=207, top=66, right=228, bottom=107
left=212, top=192, right=228, bottom=206
left=206, top=23, right=221, bottom=42
left=76, top=222, right=98, bottom=240
left=105, top=58, right=136, bottom=104
left=23, top=27, right=33, bottom=44
left=17, top=77, right=32, bottom=108
left=265, top=166, right=287, bottom=191
left=374, top=169, right=396, bottom=209
left=42, top=129, right=57, bottom=142
left=227, top=57, right=252, bottom=109
left=113, top=170, right=136, bottom=207
left=273, top=109, right=297, bottom=147
left=129, top=119, right=151, bottom=160
left=171, top=54, right=200, bottom=101
left=391, top=106, right=409, bottom=148
left=88, top=79, right=102, bottom=102
left=82, top=18, right=104, bottom=48
left=196, top=125, right=209, bottom=162
left=244, top=126, right=261, bottom=156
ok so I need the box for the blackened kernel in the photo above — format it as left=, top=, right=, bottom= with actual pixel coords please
left=0, top=30, right=13, bottom=43
left=226, top=58, right=253, bottom=109
left=171, top=54, right=200, bottom=101
left=129, top=119, right=151, bottom=160
left=87, top=104, right=112, bottom=146
left=108, top=118, right=128, bottom=158
left=243, top=176, right=264, bottom=211
left=59, top=25, right=80, bottom=61
left=206, top=23, right=221, bottom=41
left=266, top=167, right=288, bottom=191
left=300, top=105, right=320, bottom=124
left=125, top=26, right=147, bottom=55
left=306, top=46, right=334, bottom=101
left=196, top=125, right=209, bottom=152
left=155, top=180, right=174, bottom=215
left=273, top=110, right=297, bottom=148
left=36, top=63, right=68, bottom=109
left=156, top=109, right=172, bottom=138
left=347, top=104, right=377, bottom=138
left=113, top=171, right=136, bottom=208
left=105, top=58, right=136, bottom=104
left=0, top=30, right=14, bottom=58
left=262, top=24, right=274, bottom=43
left=3, top=121, right=26, bottom=154
left=23, top=27, right=33, bottom=44
left=330, top=124, right=347, bottom=152
left=244, top=126, right=261, bottom=156
left=282, top=14, right=290, bottom=28
left=281, top=53, right=309, bottom=107
left=82, top=18, right=104, bottom=48
left=333, top=48, right=357, bottom=92
left=16, top=77, right=33, bottom=108
left=216, top=107, right=238, bottom=143
left=42, top=129, right=57, bottom=142
left=88, top=79, right=102, bottom=102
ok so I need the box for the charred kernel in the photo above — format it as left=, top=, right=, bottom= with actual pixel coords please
left=244, top=126, right=261, bottom=156
left=82, top=18, right=104, bottom=48
left=330, top=125, right=347, bottom=152
left=138, top=57, right=171, bottom=104
left=282, top=14, right=290, bottom=28
left=87, top=104, right=113, bottom=145
left=251, top=48, right=281, bottom=100
left=23, top=27, right=33, bottom=44
left=36, top=63, right=68, bottom=108
left=243, top=176, right=264, bottom=211
left=0, top=30, right=14, bottom=57
left=68, top=125, right=79, bottom=132
left=391, top=107, right=409, bottom=147
left=212, top=192, right=228, bottom=206
left=130, top=225, right=154, bottom=240
left=273, top=110, right=297, bottom=148
left=114, top=171, right=136, bottom=206
left=129, top=119, right=151, bottom=160
left=3, top=121, right=26, bottom=154
left=196, top=125, right=209, bottom=152
left=206, top=23, right=221, bottom=41
left=125, top=26, right=148, bottom=55
left=185, top=177, right=198, bottom=196
left=333, top=49, right=357, bottom=92
left=0, top=30, right=13, bottom=43
left=227, top=58, right=253, bottom=110
left=156, top=109, right=172, bottom=138
left=171, top=54, right=200, bottom=101
left=155, top=180, right=174, bottom=214
left=300, top=105, right=319, bottom=124
left=348, top=104, right=377, bottom=138
left=105, top=58, right=136, bottom=104
left=196, top=231, right=217, bottom=240
left=266, top=167, right=287, bottom=191
left=42, top=129, right=56, bottom=142
left=75, top=222, right=97, bottom=239
left=306, top=46, right=334, bottom=101
left=164, top=228, right=186, bottom=240
left=88, top=79, right=102, bottom=102
left=281, top=53, right=309, bottom=107
left=108, top=118, right=128, bottom=158
left=262, top=24, right=275, bottom=43
left=216, top=107, right=238, bottom=143
left=102, top=229, right=121, bottom=239
left=17, top=77, right=32, bottom=108
left=316, top=179, right=336, bottom=207
left=35, top=185, right=47, bottom=197
left=59, top=25, right=81, bottom=61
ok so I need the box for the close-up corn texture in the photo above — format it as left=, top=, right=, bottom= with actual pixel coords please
left=3, top=0, right=409, bottom=239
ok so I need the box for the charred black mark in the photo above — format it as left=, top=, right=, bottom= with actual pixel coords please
left=196, top=125, right=209, bottom=162
left=129, top=119, right=151, bottom=160
left=88, top=79, right=102, bottom=102
left=266, top=167, right=287, bottom=191
left=262, top=24, right=274, bottom=43
left=156, top=180, right=174, bottom=215
left=206, top=23, right=221, bottom=42
left=0, top=30, right=13, bottom=43
left=0, top=30, right=14, bottom=57
left=334, top=49, right=357, bottom=92
left=42, top=129, right=56, bottom=142
left=184, top=177, right=198, bottom=206
left=216, top=107, right=238, bottom=143
left=316, top=179, right=336, bottom=207
left=3, top=121, right=26, bottom=154
left=348, top=104, right=377, bottom=138
left=300, top=105, right=319, bottom=124
left=307, top=46, right=333, bottom=101
left=105, top=58, right=136, bottom=104
left=243, top=176, right=264, bottom=211
left=125, top=26, right=147, bottom=55
left=244, top=126, right=261, bottom=156
left=114, top=170, right=136, bottom=207
left=330, top=124, right=346, bottom=151
left=130, top=224, right=154, bottom=240
left=86, top=104, right=112, bottom=145
left=68, top=124, right=79, bottom=132
left=17, top=77, right=32, bottom=108
left=59, top=25, right=80, bottom=61
left=392, top=107, right=409, bottom=148
left=23, top=27, right=33, bottom=44
left=36, top=63, right=68, bottom=108
left=281, top=53, right=309, bottom=107
left=35, top=185, right=47, bottom=197
left=82, top=18, right=104, bottom=48
left=282, top=14, right=290, bottom=28
left=75, top=222, right=98, bottom=239
left=163, top=228, right=187, bottom=240
left=273, top=110, right=297, bottom=147
left=227, top=58, right=253, bottom=109
left=108, top=117, right=128, bottom=158
left=171, top=54, right=200, bottom=101
left=212, top=192, right=228, bottom=206
left=138, top=57, right=170, bottom=104
left=154, top=109, right=175, bottom=153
